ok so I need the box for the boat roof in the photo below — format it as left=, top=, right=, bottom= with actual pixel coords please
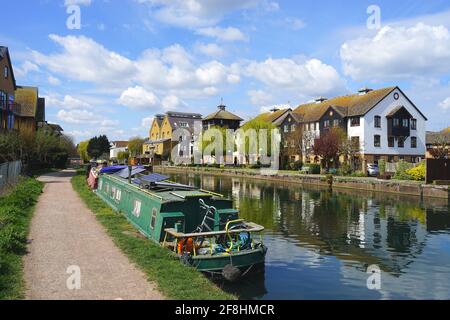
left=101, top=171, right=221, bottom=203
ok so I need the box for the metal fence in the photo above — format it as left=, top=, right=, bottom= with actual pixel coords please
left=0, top=161, right=22, bottom=194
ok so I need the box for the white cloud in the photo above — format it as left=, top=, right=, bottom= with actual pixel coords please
left=285, top=17, right=306, bottom=30
left=14, top=61, right=39, bottom=78
left=32, top=34, right=136, bottom=88
left=195, top=42, right=224, bottom=57
left=248, top=89, right=272, bottom=106
left=57, top=109, right=96, bottom=124
left=118, top=86, right=160, bottom=109
left=31, top=35, right=240, bottom=100
left=246, top=57, right=346, bottom=97
left=45, top=94, right=92, bottom=110
left=64, top=0, right=92, bottom=6
left=161, top=95, right=185, bottom=110
left=47, top=75, right=61, bottom=85
left=141, top=116, right=154, bottom=128
left=439, top=97, right=450, bottom=110
left=341, top=23, right=450, bottom=81
left=138, top=0, right=273, bottom=29
left=196, top=27, right=247, bottom=42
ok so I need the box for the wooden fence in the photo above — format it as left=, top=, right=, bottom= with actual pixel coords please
left=426, top=159, right=450, bottom=184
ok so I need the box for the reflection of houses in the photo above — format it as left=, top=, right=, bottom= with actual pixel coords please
left=110, top=141, right=128, bottom=160
left=426, top=128, right=450, bottom=159
left=0, top=46, right=19, bottom=132
left=143, top=111, right=202, bottom=164
left=293, top=87, right=427, bottom=168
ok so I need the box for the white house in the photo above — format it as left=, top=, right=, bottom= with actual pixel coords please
left=293, top=86, right=427, bottom=168
left=110, top=141, right=128, bottom=160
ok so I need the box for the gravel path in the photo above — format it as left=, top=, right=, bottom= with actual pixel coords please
left=23, top=170, right=164, bottom=300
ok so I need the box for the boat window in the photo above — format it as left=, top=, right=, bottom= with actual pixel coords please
left=132, top=200, right=142, bottom=217
left=105, top=183, right=109, bottom=194
left=111, top=187, right=116, bottom=199
left=150, top=208, right=157, bottom=229
left=98, top=180, right=103, bottom=190
left=116, top=189, right=121, bottom=201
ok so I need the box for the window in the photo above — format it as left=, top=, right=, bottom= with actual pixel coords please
left=411, top=119, right=417, bottom=130
left=132, top=200, right=142, bottom=217
left=398, top=137, right=405, bottom=148
left=350, top=117, right=360, bottom=127
left=150, top=208, right=157, bottom=229
left=284, top=141, right=288, bottom=148
left=374, top=116, right=381, bottom=128
left=291, top=124, right=296, bottom=132
left=402, top=119, right=409, bottom=128
left=98, top=180, right=103, bottom=191
left=115, top=189, right=122, bottom=202
left=374, top=135, right=381, bottom=147
left=411, top=137, right=417, bottom=148
left=305, top=123, right=309, bottom=131
left=333, top=119, right=340, bottom=127
left=351, top=136, right=360, bottom=147
left=284, top=125, right=289, bottom=133
left=388, top=137, right=394, bottom=148
left=388, top=156, right=394, bottom=163
left=4, top=66, right=8, bottom=79
left=111, top=186, right=116, bottom=199
left=291, top=140, right=296, bottom=148
left=393, top=118, right=400, bottom=127
left=324, top=120, right=330, bottom=128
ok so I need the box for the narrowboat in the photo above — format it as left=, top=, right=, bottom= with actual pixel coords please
left=93, top=167, right=267, bottom=281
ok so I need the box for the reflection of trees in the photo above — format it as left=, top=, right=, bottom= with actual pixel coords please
left=168, top=171, right=449, bottom=276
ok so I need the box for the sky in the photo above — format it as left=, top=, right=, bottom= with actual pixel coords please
left=2, top=0, right=450, bottom=143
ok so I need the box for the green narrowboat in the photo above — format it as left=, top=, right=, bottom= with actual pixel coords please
left=94, top=168, right=267, bottom=281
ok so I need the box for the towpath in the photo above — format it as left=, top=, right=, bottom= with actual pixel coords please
left=23, top=170, right=163, bottom=300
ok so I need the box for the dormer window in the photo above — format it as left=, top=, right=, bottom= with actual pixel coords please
left=179, top=122, right=188, bottom=128
left=402, top=119, right=409, bottom=128
left=411, top=119, right=417, bottom=130
left=393, top=118, right=400, bottom=127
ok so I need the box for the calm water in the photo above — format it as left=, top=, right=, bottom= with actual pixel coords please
left=164, top=171, right=450, bottom=300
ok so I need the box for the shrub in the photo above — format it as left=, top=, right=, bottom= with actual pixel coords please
left=310, top=164, right=321, bottom=174
left=379, top=159, right=386, bottom=175
left=0, top=225, right=27, bottom=254
left=289, top=160, right=303, bottom=171
left=350, top=171, right=366, bottom=177
left=406, top=162, right=426, bottom=181
left=393, top=160, right=414, bottom=180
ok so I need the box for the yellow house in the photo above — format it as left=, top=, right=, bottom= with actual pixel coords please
left=143, top=112, right=202, bottom=162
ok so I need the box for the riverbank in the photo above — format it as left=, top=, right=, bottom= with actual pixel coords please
left=71, top=172, right=235, bottom=300
left=0, top=177, right=43, bottom=299
left=157, top=166, right=450, bottom=202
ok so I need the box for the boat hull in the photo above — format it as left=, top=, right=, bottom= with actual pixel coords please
left=188, top=246, right=267, bottom=272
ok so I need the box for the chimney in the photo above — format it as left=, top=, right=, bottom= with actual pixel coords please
left=315, top=97, right=328, bottom=103
left=358, top=87, right=373, bottom=95
left=218, top=105, right=226, bottom=111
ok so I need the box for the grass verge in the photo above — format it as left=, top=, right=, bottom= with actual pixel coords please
left=71, top=172, right=235, bottom=300
left=0, top=177, right=43, bottom=299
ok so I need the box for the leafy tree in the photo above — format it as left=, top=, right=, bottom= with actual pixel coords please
left=0, top=131, right=22, bottom=163
left=128, top=137, right=145, bottom=158
left=87, top=135, right=110, bottom=159
left=312, top=128, right=345, bottom=170
left=429, top=134, right=449, bottom=159
left=77, top=140, right=90, bottom=163
left=117, top=151, right=130, bottom=164
left=238, top=119, right=278, bottom=164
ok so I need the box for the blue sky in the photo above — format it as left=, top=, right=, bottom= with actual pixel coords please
left=2, top=0, right=450, bottom=142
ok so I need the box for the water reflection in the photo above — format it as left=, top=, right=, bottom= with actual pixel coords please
left=165, top=171, right=450, bottom=300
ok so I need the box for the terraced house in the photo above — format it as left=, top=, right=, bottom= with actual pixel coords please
left=293, top=87, right=427, bottom=169
left=0, top=46, right=19, bottom=131
left=143, top=111, right=202, bottom=164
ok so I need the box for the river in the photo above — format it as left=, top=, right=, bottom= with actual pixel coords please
left=164, top=170, right=450, bottom=300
